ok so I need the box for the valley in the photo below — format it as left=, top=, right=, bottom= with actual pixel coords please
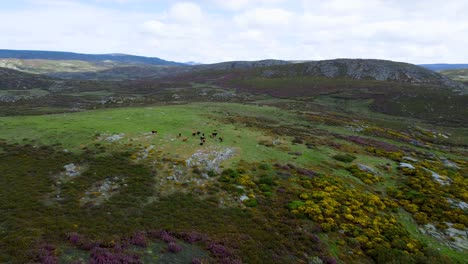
left=0, top=51, right=467, bottom=264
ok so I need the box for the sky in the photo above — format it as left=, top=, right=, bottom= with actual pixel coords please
left=0, top=0, right=467, bottom=64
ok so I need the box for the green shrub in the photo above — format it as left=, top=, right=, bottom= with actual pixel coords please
left=219, top=168, right=239, bottom=182
left=258, top=163, right=271, bottom=170
left=236, top=187, right=245, bottom=194
left=244, top=199, right=258, bottom=207
left=333, top=153, right=356, bottom=163
left=288, top=200, right=305, bottom=210
left=258, top=175, right=275, bottom=186
left=259, top=184, right=272, bottom=192
left=207, top=170, right=217, bottom=177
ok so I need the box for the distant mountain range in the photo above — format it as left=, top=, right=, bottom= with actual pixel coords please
left=184, top=61, right=203, bottom=65
left=0, top=49, right=185, bottom=66
left=419, top=64, right=468, bottom=71
left=0, top=49, right=466, bottom=91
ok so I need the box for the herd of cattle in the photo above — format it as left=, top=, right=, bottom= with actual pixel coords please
left=151, top=129, right=223, bottom=146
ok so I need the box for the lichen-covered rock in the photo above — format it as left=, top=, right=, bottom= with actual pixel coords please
left=423, top=168, right=452, bottom=186
left=403, top=156, right=419, bottom=163
left=64, top=163, right=80, bottom=177
left=420, top=223, right=468, bottom=251
left=440, top=157, right=460, bottom=169
left=357, top=164, right=377, bottom=174
left=186, top=147, right=236, bottom=173
left=398, top=162, right=415, bottom=170
left=105, top=133, right=125, bottom=142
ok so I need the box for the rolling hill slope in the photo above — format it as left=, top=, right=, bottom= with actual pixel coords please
left=440, top=69, right=468, bottom=82
left=44, top=59, right=293, bottom=80
left=0, top=53, right=467, bottom=263
left=0, top=67, right=54, bottom=90
left=254, top=59, right=466, bottom=89
left=46, top=59, right=467, bottom=91
left=0, top=49, right=185, bottom=66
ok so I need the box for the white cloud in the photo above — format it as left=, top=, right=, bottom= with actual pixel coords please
left=234, top=8, right=293, bottom=27
left=208, top=0, right=288, bottom=10
left=168, top=2, right=203, bottom=23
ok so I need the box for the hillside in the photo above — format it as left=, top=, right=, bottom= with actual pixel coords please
left=0, top=58, right=117, bottom=74
left=45, top=60, right=292, bottom=80
left=193, top=59, right=292, bottom=71
left=0, top=49, right=185, bottom=66
left=440, top=68, right=468, bottom=82
left=46, top=59, right=467, bottom=92
left=0, top=67, right=53, bottom=90
left=0, top=54, right=467, bottom=264
left=254, top=59, right=466, bottom=90
left=47, top=65, right=188, bottom=80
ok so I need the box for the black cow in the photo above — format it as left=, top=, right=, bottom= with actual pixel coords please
left=219, top=137, right=223, bottom=142
left=152, top=130, right=158, bottom=134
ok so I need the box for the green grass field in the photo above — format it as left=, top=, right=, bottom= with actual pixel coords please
left=0, top=103, right=329, bottom=166
left=0, top=101, right=466, bottom=263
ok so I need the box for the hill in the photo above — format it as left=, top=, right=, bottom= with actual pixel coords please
left=0, top=58, right=114, bottom=74
left=254, top=59, right=465, bottom=89
left=419, top=64, right=468, bottom=71
left=0, top=55, right=467, bottom=264
left=0, top=67, right=53, bottom=90
left=45, top=59, right=293, bottom=80
left=0, top=49, right=185, bottom=66
left=440, top=68, right=468, bottom=82
left=47, top=65, right=188, bottom=80
left=193, top=59, right=292, bottom=71
left=47, top=59, right=466, bottom=91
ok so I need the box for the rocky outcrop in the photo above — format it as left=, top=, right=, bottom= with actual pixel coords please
left=262, top=59, right=466, bottom=91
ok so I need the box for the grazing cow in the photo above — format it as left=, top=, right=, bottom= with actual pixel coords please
left=202, top=133, right=205, bottom=137
left=200, top=142, right=204, bottom=146
left=212, top=132, right=218, bottom=137
left=219, top=137, right=223, bottom=142
left=178, top=133, right=182, bottom=137
left=192, top=132, right=196, bottom=136
left=197, top=131, right=201, bottom=135
left=202, top=138, right=206, bottom=143
left=152, top=130, right=158, bottom=134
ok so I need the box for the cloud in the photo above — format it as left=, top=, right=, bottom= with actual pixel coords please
left=234, top=8, right=293, bottom=27
left=0, top=0, right=467, bottom=63
left=208, top=0, right=288, bottom=10
left=168, top=2, right=203, bottom=23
